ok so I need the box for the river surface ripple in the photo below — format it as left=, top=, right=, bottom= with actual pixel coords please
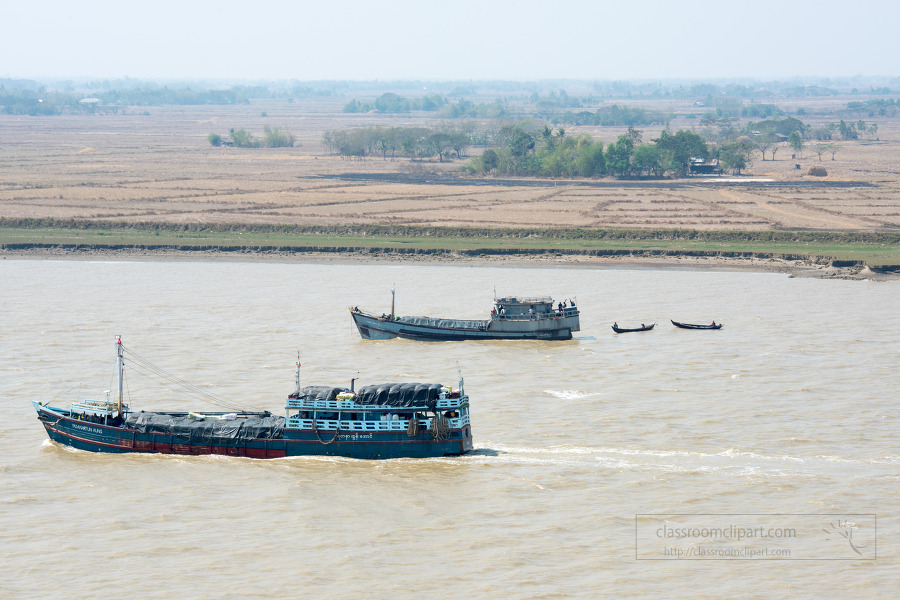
left=0, top=260, right=897, bottom=599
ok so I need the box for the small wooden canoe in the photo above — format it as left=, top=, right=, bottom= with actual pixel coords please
left=612, top=322, right=656, bottom=333
left=671, top=320, right=722, bottom=330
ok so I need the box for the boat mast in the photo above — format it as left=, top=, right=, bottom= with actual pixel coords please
left=116, top=335, right=124, bottom=415
left=390, top=287, right=395, bottom=321
left=295, top=352, right=301, bottom=392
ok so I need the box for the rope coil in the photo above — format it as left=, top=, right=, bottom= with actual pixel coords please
left=407, top=415, right=419, bottom=437
left=313, top=412, right=342, bottom=445
left=431, top=415, right=450, bottom=440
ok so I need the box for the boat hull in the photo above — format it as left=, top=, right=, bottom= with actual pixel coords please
left=351, top=311, right=577, bottom=341
left=670, top=320, right=723, bottom=330
left=35, top=403, right=473, bottom=460
left=612, top=324, right=655, bottom=333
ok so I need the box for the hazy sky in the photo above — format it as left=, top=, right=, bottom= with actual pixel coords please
left=3, top=0, right=897, bottom=81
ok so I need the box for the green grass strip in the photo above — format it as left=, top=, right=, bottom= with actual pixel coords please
left=1, top=219, right=899, bottom=268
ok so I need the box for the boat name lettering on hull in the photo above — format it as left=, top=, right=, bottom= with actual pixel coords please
left=72, top=423, right=103, bottom=435
left=339, top=433, right=374, bottom=441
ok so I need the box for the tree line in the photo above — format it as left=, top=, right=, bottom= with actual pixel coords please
left=300, top=111, right=867, bottom=174
left=466, top=125, right=711, bottom=178
left=322, top=126, right=480, bottom=161
left=96, top=86, right=256, bottom=106
left=343, top=92, right=448, bottom=113
left=678, top=114, right=871, bottom=166
left=0, top=89, right=117, bottom=115
left=555, top=104, right=670, bottom=127
left=320, top=119, right=786, bottom=178
left=208, top=126, right=295, bottom=148
left=0, top=85, right=258, bottom=114
left=844, top=98, right=898, bottom=117
left=343, top=92, right=508, bottom=118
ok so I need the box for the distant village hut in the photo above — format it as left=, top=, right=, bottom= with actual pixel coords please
left=689, top=157, right=719, bottom=175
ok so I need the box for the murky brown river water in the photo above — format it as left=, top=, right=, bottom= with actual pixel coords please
left=1, top=259, right=897, bottom=599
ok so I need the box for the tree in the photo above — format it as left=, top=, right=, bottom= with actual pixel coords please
left=813, top=144, right=827, bottom=161
left=657, top=148, right=678, bottom=175
left=625, top=126, right=643, bottom=145
left=540, top=125, right=556, bottom=150
left=572, top=138, right=605, bottom=177
left=811, top=127, right=832, bottom=141
left=448, top=132, right=471, bottom=158
left=229, top=128, right=255, bottom=148
left=383, top=128, right=404, bottom=160
left=632, top=144, right=661, bottom=176
left=399, top=128, right=428, bottom=160
left=480, top=148, right=499, bottom=172
left=207, top=133, right=222, bottom=146
left=653, top=130, right=708, bottom=176
left=754, top=135, right=774, bottom=160
left=343, top=99, right=366, bottom=113
left=338, top=130, right=368, bottom=160
left=508, top=128, right=536, bottom=159
left=426, top=132, right=454, bottom=162
left=838, top=120, right=858, bottom=140
left=262, top=125, right=294, bottom=148
left=717, top=141, right=754, bottom=175
left=605, top=135, right=635, bottom=177
left=374, top=93, right=410, bottom=113
left=788, top=131, right=803, bottom=157
left=321, top=130, right=339, bottom=155
left=751, top=116, right=807, bottom=137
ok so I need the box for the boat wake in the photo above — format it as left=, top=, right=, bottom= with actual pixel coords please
left=469, top=442, right=895, bottom=476
left=544, top=389, right=603, bottom=400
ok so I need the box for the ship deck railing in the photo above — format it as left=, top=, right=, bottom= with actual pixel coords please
left=354, top=305, right=578, bottom=322
left=493, top=307, right=579, bottom=321
left=70, top=400, right=127, bottom=416
left=286, top=396, right=468, bottom=411
left=287, top=414, right=470, bottom=431
left=495, top=296, right=554, bottom=304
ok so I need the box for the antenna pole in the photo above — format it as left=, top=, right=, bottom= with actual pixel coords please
left=116, top=336, right=124, bottom=415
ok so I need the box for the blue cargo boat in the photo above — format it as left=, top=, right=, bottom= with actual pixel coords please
left=34, top=338, right=473, bottom=460
left=351, top=291, right=580, bottom=341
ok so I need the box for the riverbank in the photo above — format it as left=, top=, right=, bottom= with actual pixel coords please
left=3, top=245, right=896, bottom=281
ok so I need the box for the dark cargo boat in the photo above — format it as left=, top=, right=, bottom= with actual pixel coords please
left=351, top=291, right=580, bottom=341
left=34, top=338, right=473, bottom=460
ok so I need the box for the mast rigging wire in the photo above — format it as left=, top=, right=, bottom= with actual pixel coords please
left=122, top=345, right=262, bottom=412
left=52, top=358, right=118, bottom=403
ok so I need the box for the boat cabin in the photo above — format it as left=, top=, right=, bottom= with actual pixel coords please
left=285, top=383, right=470, bottom=435
left=68, top=399, right=127, bottom=426
left=492, top=296, right=577, bottom=320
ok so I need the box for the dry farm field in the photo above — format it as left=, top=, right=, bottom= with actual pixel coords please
left=1, top=97, right=899, bottom=261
